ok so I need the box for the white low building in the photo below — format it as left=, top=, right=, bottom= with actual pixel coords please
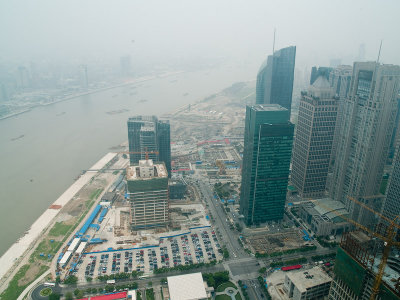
left=284, top=267, right=332, bottom=300
left=167, top=272, right=212, bottom=300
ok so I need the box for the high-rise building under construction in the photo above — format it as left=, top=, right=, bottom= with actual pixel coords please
left=126, top=159, right=169, bottom=230
left=328, top=231, right=400, bottom=299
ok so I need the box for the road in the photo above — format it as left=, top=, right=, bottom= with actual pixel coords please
left=244, top=279, right=265, bottom=300
left=32, top=264, right=225, bottom=299
left=196, top=177, right=247, bottom=259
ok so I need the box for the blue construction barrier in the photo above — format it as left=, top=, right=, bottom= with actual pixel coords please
left=89, top=238, right=106, bottom=244
left=160, top=231, right=191, bottom=239
left=90, top=224, right=100, bottom=231
left=189, top=225, right=211, bottom=230
left=76, top=205, right=102, bottom=236
left=98, top=207, right=109, bottom=223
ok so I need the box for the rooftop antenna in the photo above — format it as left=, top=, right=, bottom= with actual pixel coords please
left=273, top=28, right=276, bottom=54
left=377, top=40, right=383, bottom=63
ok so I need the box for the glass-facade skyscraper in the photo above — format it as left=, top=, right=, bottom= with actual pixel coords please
left=127, top=116, right=171, bottom=177
left=329, top=62, right=400, bottom=226
left=255, top=46, right=296, bottom=115
left=240, top=104, right=294, bottom=226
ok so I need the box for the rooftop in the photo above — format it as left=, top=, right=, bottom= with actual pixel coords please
left=126, top=159, right=167, bottom=180
left=250, top=104, right=287, bottom=112
left=312, top=198, right=349, bottom=223
left=286, top=267, right=332, bottom=293
left=167, top=272, right=207, bottom=300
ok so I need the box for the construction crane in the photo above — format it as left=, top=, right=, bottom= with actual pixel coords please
left=317, top=196, right=400, bottom=299
left=117, top=150, right=159, bottom=160
left=215, top=159, right=226, bottom=175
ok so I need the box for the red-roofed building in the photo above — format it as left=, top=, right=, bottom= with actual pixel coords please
left=77, top=291, right=127, bottom=300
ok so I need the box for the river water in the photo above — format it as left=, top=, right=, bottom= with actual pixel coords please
left=0, top=63, right=254, bottom=256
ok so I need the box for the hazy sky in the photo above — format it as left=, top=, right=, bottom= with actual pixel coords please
left=1, top=0, right=399, bottom=69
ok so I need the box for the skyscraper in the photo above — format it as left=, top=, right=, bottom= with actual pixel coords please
left=291, top=76, right=338, bottom=198
left=382, top=146, right=400, bottom=221
left=310, top=66, right=333, bottom=85
left=126, top=159, right=169, bottom=230
left=240, top=104, right=294, bottom=226
left=326, top=65, right=353, bottom=192
left=127, top=116, right=171, bottom=177
left=329, top=62, right=400, bottom=226
left=157, top=120, right=171, bottom=179
left=256, top=46, right=296, bottom=115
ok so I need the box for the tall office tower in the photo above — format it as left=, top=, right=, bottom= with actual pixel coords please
left=157, top=120, right=171, bottom=178
left=127, top=116, right=171, bottom=177
left=382, top=146, right=400, bottom=221
left=329, top=62, right=400, bottom=226
left=310, top=66, right=333, bottom=85
left=126, top=159, right=169, bottom=230
left=291, top=76, right=338, bottom=198
left=329, top=65, right=353, bottom=99
left=328, top=231, right=400, bottom=299
left=120, top=55, right=131, bottom=76
left=255, top=46, right=296, bottom=115
left=240, top=104, right=294, bottom=226
left=327, top=65, right=353, bottom=176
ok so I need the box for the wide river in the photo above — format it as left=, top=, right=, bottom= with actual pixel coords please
left=0, top=63, right=255, bottom=256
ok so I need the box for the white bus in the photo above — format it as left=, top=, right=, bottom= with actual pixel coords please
left=106, top=280, right=116, bottom=284
left=44, top=282, right=56, bottom=287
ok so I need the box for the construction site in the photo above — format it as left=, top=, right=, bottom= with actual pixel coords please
left=243, top=228, right=312, bottom=255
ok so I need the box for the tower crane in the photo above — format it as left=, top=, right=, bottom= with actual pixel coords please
left=117, top=150, right=159, bottom=160
left=317, top=196, right=400, bottom=299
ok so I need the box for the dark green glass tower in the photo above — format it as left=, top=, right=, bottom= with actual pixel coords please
left=240, top=104, right=294, bottom=226
left=127, top=116, right=171, bottom=178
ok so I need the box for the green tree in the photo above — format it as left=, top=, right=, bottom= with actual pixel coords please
left=64, top=275, right=78, bottom=285
left=258, top=267, right=266, bottom=274
left=49, top=294, right=60, bottom=300
left=74, top=289, right=82, bottom=297
left=65, top=292, right=73, bottom=300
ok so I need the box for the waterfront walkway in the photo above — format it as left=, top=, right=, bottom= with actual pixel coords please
left=0, top=152, right=117, bottom=282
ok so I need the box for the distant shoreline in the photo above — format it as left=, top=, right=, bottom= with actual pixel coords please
left=0, top=70, right=184, bottom=122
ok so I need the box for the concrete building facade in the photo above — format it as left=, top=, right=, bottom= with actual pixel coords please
left=382, top=145, right=400, bottom=221
left=126, top=159, right=169, bottom=230
left=291, top=76, right=338, bottom=198
left=329, top=62, right=400, bottom=226
left=256, top=46, right=296, bottom=115
left=298, top=198, right=350, bottom=237
left=284, top=266, right=332, bottom=300
left=240, top=104, right=294, bottom=226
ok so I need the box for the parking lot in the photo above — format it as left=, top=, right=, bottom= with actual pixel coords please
left=74, top=228, right=222, bottom=279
